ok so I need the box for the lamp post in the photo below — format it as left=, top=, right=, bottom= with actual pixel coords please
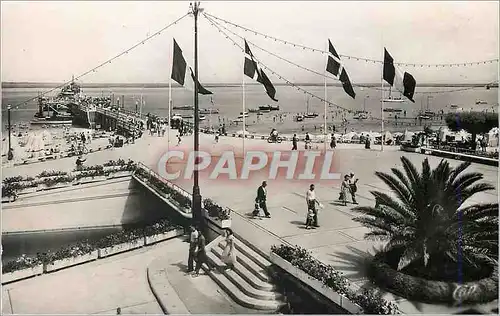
left=7, top=104, right=13, bottom=160
left=190, top=2, right=203, bottom=229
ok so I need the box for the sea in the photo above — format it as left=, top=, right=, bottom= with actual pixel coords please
left=1, top=85, right=498, bottom=135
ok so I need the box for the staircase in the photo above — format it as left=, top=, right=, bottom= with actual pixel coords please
left=203, top=236, right=284, bottom=312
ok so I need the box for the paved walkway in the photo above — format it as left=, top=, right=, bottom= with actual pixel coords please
left=1, top=239, right=182, bottom=314
left=3, top=130, right=498, bottom=314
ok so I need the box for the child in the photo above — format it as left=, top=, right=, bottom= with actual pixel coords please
left=305, top=207, right=315, bottom=229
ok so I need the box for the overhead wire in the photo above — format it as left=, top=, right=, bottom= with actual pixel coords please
left=12, top=13, right=189, bottom=108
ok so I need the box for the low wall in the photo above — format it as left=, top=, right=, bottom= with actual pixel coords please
left=2, top=177, right=169, bottom=233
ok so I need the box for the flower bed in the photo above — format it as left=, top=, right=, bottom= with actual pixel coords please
left=2, top=264, right=44, bottom=284
left=2, top=161, right=138, bottom=198
left=203, top=198, right=231, bottom=221
left=45, top=250, right=99, bottom=273
left=368, top=251, right=499, bottom=305
left=98, top=238, right=144, bottom=258
left=271, top=244, right=400, bottom=314
left=2, top=219, right=182, bottom=281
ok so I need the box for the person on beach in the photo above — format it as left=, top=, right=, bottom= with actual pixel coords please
left=221, top=228, right=236, bottom=270
left=194, top=230, right=210, bottom=277
left=177, top=135, right=182, bottom=146
left=348, top=172, right=359, bottom=204
left=253, top=181, right=270, bottom=218
left=340, top=175, right=350, bottom=206
left=215, top=132, right=219, bottom=143
left=187, top=225, right=199, bottom=273
left=305, top=132, right=311, bottom=149
left=306, top=184, right=322, bottom=228
left=292, top=134, right=298, bottom=150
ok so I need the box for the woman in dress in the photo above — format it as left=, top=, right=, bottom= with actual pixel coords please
left=221, top=228, right=236, bottom=270
left=340, top=174, right=350, bottom=206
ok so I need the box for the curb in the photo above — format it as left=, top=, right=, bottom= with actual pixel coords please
left=146, top=266, right=169, bottom=315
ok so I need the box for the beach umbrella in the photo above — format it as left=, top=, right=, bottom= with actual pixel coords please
left=236, top=130, right=250, bottom=136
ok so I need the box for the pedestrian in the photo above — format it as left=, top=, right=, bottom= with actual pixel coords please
left=194, top=230, right=210, bottom=277
left=221, top=228, right=236, bottom=270
left=177, top=134, right=182, bottom=146
left=75, top=155, right=86, bottom=171
left=330, top=133, right=336, bottom=149
left=215, top=133, right=219, bottom=143
left=292, top=133, right=298, bottom=150
left=348, top=172, right=359, bottom=204
left=306, top=184, right=322, bottom=228
left=187, top=225, right=199, bottom=273
left=253, top=181, right=271, bottom=218
left=116, top=307, right=121, bottom=315
left=340, top=175, right=350, bottom=206
left=305, top=132, right=311, bottom=149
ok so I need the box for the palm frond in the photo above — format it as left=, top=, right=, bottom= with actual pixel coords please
left=369, top=191, right=416, bottom=221
left=376, top=171, right=413, bottom=206
left=447, top=161, right=472, bottom=186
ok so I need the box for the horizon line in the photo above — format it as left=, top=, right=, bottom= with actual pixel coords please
left=2, top=81, right=497, bottom=89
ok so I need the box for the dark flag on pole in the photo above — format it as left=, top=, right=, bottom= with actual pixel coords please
left=244, top=40, right=278, bottom=102
left=383, top=48, right=416, bottom=102
left=171, top=38, right=212, bottom=95
left=326, top=39, right=356, bottom=99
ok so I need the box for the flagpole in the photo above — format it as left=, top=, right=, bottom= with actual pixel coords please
left=323, top=41, right=328, bottom=152
left=242, top=67, right=246, bottom=156
left=381, top=50, right=385, bottom=152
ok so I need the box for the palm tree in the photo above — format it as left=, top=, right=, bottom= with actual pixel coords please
left=353, top=156, right=498, bottom=277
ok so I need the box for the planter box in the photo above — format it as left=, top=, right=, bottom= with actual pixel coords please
left=270, top=252, right=363, bottom=314
left=18, top=186, right=38, bottom=195
left=44, top=250, right=98, bottom=273
left=144, top=229, right=184, bottom=245
left=98, top=238, right=145, bottom=258
left=2, top=264, right=43, bottom=284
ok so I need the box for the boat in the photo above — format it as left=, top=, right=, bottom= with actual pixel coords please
left=424, top=110, right=436, bottom=117
left=295, top=115, right=304, bottom=122
left=303, top=96, right=318, bottom=119
left=240, top=111, right=249, bottom=115
left=475, top=100, right=488, bottom=105
left=248, top=108, right=260, bottom=113
left=199, top=108, right=219, bottom=114
left=383, top=108, right=403, bottom=113
left=181, top=114, right=194, bottom=119
left=353, top=111, right=368, bottom=120
left=258, top=105, right=280, bottom=111
left=199, top=115, right=206, bottom=121
left=233, top=118, right=243, bottom=123
left=30, top=115, right=73, bottom=125
left=450, top=104, right=459, bottom=109
left=238, top=113, right=249, bottom=119
left=259, top=108, right=271, bottom=113
left=417, top=114, right=431, bottom=120
left=382, top=87, right=405, bottom=103
left=173, top=105, right=194, bottom=110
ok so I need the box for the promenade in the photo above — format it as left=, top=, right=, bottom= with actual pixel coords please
left=2, top=129, right=498, bottom=314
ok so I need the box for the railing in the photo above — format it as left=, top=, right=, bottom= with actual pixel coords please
left=426, top=145, right=498, bottom=159
left=133, top=162, right=192, bottom=200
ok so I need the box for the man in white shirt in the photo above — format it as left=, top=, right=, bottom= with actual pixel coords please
left=187, top=225, right=199, bottom=273
left=306, top=184, right=320, bottom=227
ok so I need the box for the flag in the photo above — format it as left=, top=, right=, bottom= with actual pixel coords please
left=244, top=40, right=278, bottom=102
left=326, top=39, right=356, bottom=99
left=171, top=38, right=212, bottom=95
left=383, top=48, right=416, bottom=102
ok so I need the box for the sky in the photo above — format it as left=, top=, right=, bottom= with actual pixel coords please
left=1, top=1, right=499, bottom=84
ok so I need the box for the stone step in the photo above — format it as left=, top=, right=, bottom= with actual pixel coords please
left=203, top=254, right=283, bottom=311
left=232, top=237, right=272, bottom=270
left=206, top=251, right=280, bottom=301
left=211, top=246, right=274, bottom=291
left=216, top=241, right=271, bottom=283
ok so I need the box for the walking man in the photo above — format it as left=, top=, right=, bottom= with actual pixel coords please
left=330, top=133, right=336, bottom=149
left=187, top=225, right=199, bottom=273
left=253, top=181, right=271, bottom=218
left=177, top=134, right=182, bottom=146
left=305, top=132, right=311, bottom=149
left=292, top=133, right=298, bottom=150
left=306, top=184, right=321, bottom=228
left=194, top=230, right=209, bottom=277
left=348, top=172, right=359, bottom=205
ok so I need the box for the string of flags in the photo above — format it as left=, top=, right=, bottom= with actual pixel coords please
left=205, top=12, right=499, bottom=68
left=14, top=13, right=189, bottom=108
left=205, top=13, right=497, bottom=96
